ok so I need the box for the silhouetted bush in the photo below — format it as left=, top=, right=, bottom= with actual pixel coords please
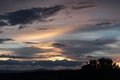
left=82, top=58, right=119, bottom=71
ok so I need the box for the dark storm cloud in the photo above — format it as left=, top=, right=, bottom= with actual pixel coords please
left=0, top=38, right=14, bottom=43
left=52, top=39, right=116, bottom=60
left=0, top=5, right=64, bottom=28
left=11, top=47, right=52, bottom=56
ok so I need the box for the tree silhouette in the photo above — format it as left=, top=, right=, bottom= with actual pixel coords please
left=82, top=58, right=119, bottom=71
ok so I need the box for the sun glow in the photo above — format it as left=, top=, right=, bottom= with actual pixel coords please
left=47, top=56, right=74, bottom=61
left=32, top=42, right=54, bottom=49
left=31, top=42, right=75, bottom=61
left=13, top=27, right=72, bottom=42
left=32, top=42, right=63, bottom=52
left=0, top=58, right=10, bottom=61
left=116, top=62, right=120, bottom=67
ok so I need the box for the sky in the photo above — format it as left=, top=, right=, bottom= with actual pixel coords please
left=0, top=0, right=120, bottom=70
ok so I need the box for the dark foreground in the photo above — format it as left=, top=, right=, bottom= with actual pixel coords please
left=0, top=69, right=120, bottom=80
left=0, top=58, right=120, bottom=80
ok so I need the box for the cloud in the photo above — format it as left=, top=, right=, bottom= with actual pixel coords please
left=71, top=1, right=96, bottom=10
left=0, top=31, right=3, bottom=33
left=0, top=54, right=35, bottom=59
left=24, top=42, right=38, bottom=44
left=35, top=27, right=55, bottom=32
left=52, top=43, right=66, bottom=48
left=93, top=39, right=120, bottom=56
left=0, top=5, right=64, bottom=28
left=37, top=27, right=55, bottom=31
left=72, top=5, right=95, bottom=10
left=0, top=21, right=8, bottom=26
left=11, top=47, right=52, bottom=56
left=52, top=39, right=116, bottom=60
left=0, top=54, right=63, bottom=60
left=0, top=38, right=14, bottom=43
left=18, top=25, right=29, bottom=30
left=95, top=22, right=112, bottom=26
left=69, top=20, right=120, bottom=33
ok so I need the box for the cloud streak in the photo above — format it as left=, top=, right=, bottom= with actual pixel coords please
left=0, top=38, right=14, bottom=43
left=71, top=20, right=120, bottom=33
left=71, top=1, right=96, bottom=10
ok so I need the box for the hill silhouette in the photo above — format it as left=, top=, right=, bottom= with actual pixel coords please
left=0, top=58, right=120, bottom=80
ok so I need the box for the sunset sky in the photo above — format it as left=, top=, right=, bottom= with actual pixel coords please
left=0, top=0, right=120, bottom=70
